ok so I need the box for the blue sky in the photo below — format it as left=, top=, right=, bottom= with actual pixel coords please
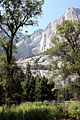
left=23, top=0, right=80, bottom=35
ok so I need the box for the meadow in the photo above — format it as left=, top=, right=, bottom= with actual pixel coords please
left=0, top=101, right=80, bottom=120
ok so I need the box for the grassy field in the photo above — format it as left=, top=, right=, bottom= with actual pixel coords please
left=0, top=101, right=80, bottom=120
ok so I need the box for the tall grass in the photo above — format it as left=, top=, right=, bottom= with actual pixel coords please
left=0, top=101, right=80, bottom=120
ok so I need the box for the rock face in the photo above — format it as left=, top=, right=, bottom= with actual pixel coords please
left=16, top=8, right=80, bottom=81
left=15, top=8, right=80, bottom=59
left=16, top=54, right=51, bottom=78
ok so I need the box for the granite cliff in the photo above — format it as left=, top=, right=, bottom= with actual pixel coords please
left=16, top=8, right=80, bottom=79
left=15, top=8, right=80, bottom=59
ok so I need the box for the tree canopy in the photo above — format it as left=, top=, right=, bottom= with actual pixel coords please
left=0, top=0, right=44, bottom=64
left=47, top=19, right=80, bottom=82
left=0, top=0, right=44, bottom=105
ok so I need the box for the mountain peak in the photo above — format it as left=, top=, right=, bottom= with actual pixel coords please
left=67, top=7, right=80, bottom=11
left=15, top=8, right=80, bottom=59
left=64, top=7, right=80, bottom=21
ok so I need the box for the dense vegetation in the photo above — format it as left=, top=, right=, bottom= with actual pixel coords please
left=0, top=61, right=55, bottom=105
left=47, top=19, right=80, bottom=101
left=0, top=0, right=45, bottom=105
left=0, top=101, right=80, bottom=120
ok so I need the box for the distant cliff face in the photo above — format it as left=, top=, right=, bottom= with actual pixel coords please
left=15, top=8, right=80, bottom=59
left=16, top=8, right=80, bottom=81
left=16, top=54, right=51, bottom=78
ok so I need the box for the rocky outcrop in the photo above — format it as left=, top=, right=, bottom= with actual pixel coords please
left=16, top=54, right=51, bottom=77
left=16, top=8, right=80, bottom=82
left=15, top=8, right=80, bottom=59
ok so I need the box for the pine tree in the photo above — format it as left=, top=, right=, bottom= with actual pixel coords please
left=22, top=62, right=35, bottom=101
left=35, top=76, right=54, bottom=101
left=26, top=62, right=32, bottom=80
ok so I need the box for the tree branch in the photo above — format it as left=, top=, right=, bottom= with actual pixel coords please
left=0, top=24, right=10, bottom=38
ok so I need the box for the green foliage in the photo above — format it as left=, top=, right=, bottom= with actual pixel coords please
left=0, top=0, right=44, bottom=64
left=0, top=60, right=24, bottom=105
left=35, top=76, right=54, bottom=101
left=35, top=77, right=43, bottom=101
left=26, top=62, right=32, bottom=80
left=0, top=0, right=44, bottom=105
left=22, top=62, right=35, bottom=101
left=48, top=19, right=80, bottom=82
left=0, top=84, right=4, bottom=105
left=67, top=78, right=80, bottom=100
left=23, top=75, right=54, bottom=101
left=53, top=77, right=80, bottom=101
left=53, top=85, right=70, bottom=101
left=22, top=62, right=55, bottom=102
left=0, top=102, right=69, bottom=120
left=1, top=101, right=80, bottom=120
left=31, top=64, right=52, bottom=70
left=23, top=76, right=35, bottom=101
